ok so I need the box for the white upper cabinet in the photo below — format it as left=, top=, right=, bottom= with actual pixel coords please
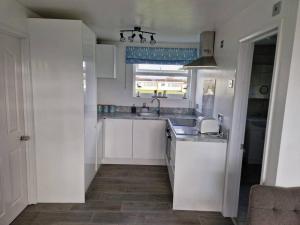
left=96, top=44, right=116, bottom=79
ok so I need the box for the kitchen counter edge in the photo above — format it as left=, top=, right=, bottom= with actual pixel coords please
left=98, top=113, right=227, bottom=143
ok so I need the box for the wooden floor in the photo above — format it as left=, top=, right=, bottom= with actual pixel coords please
left=11, top=165, right=233, bottom=225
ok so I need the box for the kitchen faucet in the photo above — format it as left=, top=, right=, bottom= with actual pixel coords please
left=151, top=97, right=161, bottom=115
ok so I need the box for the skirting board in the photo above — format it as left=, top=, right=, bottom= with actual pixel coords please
left=102, top=158, right=166, bottom=166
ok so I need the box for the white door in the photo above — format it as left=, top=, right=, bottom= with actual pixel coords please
left=0, top=33, right=28, bottom=225
left=133, top=120, right=166, bottom=160
left=104, top=119, right=132, bottom=159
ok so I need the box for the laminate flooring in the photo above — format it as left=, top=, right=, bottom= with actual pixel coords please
left=11, top=165, right=233, bottom=225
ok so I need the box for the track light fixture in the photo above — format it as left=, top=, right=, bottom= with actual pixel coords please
left=120, top=26, right=157, bottom=45
left=120, top=33, right=126, bottom=42
left=139, top=34, right=146, bottom=43
left=150, top=35, right=156, bottom=45
left=128, top=33, right=136, bottom=42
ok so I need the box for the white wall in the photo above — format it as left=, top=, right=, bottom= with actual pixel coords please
left=97, top=42, right=198, bottom=108
left=199, top=0, right=299, bottom=217
left=206, top=0, right=299, bottom=185
left=276, top=2, right=300, bottom=187
left=213, top=0, right=298, bottom=128
left=0, top=0, right=38, bottom=34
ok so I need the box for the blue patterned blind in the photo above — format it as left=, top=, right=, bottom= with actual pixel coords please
left=125, top=46, right=198, bottom=65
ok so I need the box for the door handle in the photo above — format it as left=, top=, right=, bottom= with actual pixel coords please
left=20, top=136, right=30, bottom=141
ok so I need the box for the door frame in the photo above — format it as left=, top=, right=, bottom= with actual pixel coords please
left=222, top=21, right=283, bottom=217
left=0, top=23, right=37, bottom=204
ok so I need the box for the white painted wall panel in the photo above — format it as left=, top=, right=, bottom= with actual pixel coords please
left=205, top=0, right=299, bottom=217
left=276, top=2, right=300, bottom=187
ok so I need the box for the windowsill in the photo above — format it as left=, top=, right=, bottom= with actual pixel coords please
left=133, top=96, right=190, bottom=101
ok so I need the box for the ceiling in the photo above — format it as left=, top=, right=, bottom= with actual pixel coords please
left=18, top=0, right=254, bottom=43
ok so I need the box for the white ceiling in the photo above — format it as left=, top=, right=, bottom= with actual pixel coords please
left=18, top=0, right=254, bottom=43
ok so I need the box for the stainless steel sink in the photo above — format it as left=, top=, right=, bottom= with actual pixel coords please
left=169, top=118, right=199, bottom=135
left=169, top=118, right=197, bottom=127
left=172, top=126, right=200, bottom=135
left=138, top=112, right=158, bottom=117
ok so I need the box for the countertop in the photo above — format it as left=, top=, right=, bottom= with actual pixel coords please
left=98, top=112, right=227, bottom=143
left=98, top=112, right=196, bottom=121
left=168, top=122, right=227, bottom=143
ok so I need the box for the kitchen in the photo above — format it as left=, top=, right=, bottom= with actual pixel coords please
left=29, top=18, right=228, bottom=210
left=1, top=1, right=300, bottom=225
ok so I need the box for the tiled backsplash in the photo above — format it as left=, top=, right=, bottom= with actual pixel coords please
left=98, top=105, right=195, bottom=115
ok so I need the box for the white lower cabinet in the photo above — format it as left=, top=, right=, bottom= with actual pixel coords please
left=97, top=120, right=104, bottom=168
left=133, top=120, right=166, bottom=160
left=103, top=118, right=166, bottom=165
left=171, top=140, right=227, bottom=212
left=104, top=119, right=133, bottom=159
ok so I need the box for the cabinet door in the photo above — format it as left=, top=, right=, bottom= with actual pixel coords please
left=97, top=120, right=104, bottom=167
left=96, top=44, right=116, bottom=78
left=104, top=119, right=132, bottom=159
left=170, top=135, right=176, bottom=172
left=82, top=24, right=97, bottom=190
left=133, top=120, right=166, bottom=160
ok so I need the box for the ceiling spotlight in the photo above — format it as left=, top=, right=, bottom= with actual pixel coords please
left=128, top=33, right=136, bottom=42
left=120, top=33, right=126, bottom=42
left=139, top=34, right=146, bottom=43
left=150, top=35, right=156, bottom=45
left=120, top=27, right=157, bottom=44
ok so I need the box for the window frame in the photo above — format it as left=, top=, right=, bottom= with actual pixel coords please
left=132, top=64, right=192, bottom=100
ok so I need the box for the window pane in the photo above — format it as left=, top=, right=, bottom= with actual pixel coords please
left=135, top=75, right=188, bottom=96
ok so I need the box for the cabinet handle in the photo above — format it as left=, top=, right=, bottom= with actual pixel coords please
left=20, top=136, right=30, bottom=141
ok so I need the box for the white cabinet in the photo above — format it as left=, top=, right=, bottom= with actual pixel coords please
left=133, top=120, right=166, bottom=160
left=29, top=18, right=97, bottom=202
left=97, top=120, right=104, bottom=168
left=82, top=24, right=98, bottom=192
left=166, top=129, right=176, bottom=192
left=104, top=119, right=132, bottom=159
left=96, top=44, right=116, bottom=78
left=170, top=133, right=176, bottom=173
left=171, top=139, right=227, bottom=212
left=103, top=118, right=166, bottom=165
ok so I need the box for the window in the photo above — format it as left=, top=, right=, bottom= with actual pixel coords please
left=133, top=64, right=191, bottom=99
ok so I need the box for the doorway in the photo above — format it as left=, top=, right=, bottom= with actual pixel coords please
left=236, top=34, right=277, bottom=224
left=0, top=32, right=29, bottom=225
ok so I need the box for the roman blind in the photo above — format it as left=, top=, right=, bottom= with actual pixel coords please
left=125, top=46, right=198, bottom=65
